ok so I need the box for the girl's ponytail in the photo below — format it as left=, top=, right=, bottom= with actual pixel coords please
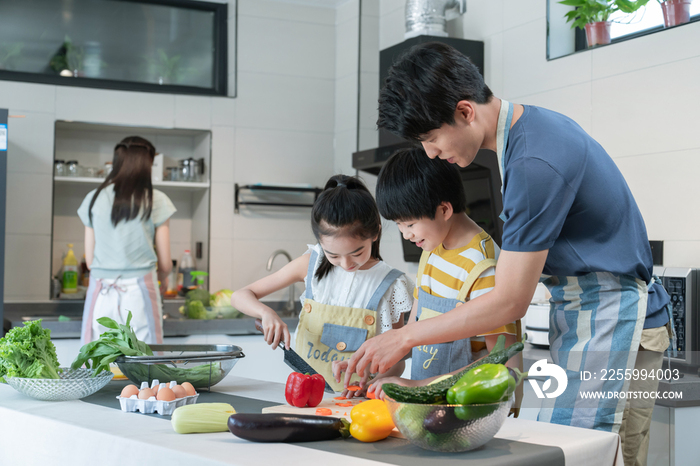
left=311, top=175, right=382, bottom=281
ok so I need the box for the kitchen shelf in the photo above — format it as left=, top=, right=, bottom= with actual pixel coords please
left=235, top=183, right=322, bottom=213
left=54, top=176, right=210, bottom=191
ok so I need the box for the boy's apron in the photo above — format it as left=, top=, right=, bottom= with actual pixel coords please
left=295, top=250, right=404, bottom=392
left=411, top=250, right=497, bottom=379
left=496, top=99, right=645, bottom=433
left=81, top=269, right=163, bottom=345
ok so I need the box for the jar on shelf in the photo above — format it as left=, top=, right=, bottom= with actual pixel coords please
left=54, top=160, right=66, bottom=177
left=165, top=167, right=179, bottom=181
left=66, top=160, right=80, bottom=177
left=179, top=159, right=192, bottom=182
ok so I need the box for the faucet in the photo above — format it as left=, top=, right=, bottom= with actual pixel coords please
left=267, top=249, right=296, bottom=312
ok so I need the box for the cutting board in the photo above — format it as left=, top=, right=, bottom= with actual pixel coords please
left=262, top=396, right=404, bottom=438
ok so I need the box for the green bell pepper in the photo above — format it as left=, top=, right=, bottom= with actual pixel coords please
left=446, top=363, right=513, bottom=405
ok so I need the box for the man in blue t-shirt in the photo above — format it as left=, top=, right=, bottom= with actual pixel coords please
left=345, top=42, right=670, bottom=466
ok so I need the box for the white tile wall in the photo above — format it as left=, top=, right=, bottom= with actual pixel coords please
left=518, top=81, right=593, bottom=135
left=591, top=56, right=700, bottom=158
left=237, top=16, right=335, bottom=79
left=0, top=81, right=56, bottom=114
left=502, top=18, right=592, bottom=100
left=211, top=97, right=237, bottom=126
left=209, top=237, right=234, bottom=291
left=239, top=0, right=335, bottom=24
left=334, top=128, right=358, bottom=174
left=210, top=183, right=235, bottom=239
left=211, top=126, right=236, bottom=183
left=235, top=72, right=335, bottom=132
left=503, top=0, right=546, bottom=31
left=335, top=74, right=360, bottom=133
left=591, top=21, right=700, bottom=81
left=174, top=95, right=212, bottom=130
left=379, top=6, right=405, bottom=49
left=485, top=32, right=504, bottom=97
left=6, top=112, right=55, bottom=175
left=54, top=87, right=176, bottom=128
left=234, top=127, right=334, bottom=183
left=459, top=0, right=504, bottom=39
left=336, top=16, right=361, bottom=79
left=337, top=0, right=360, bottom=25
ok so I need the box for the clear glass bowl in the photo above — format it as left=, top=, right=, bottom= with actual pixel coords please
left=5, top=368, right=114, bottom=401
left=384, top=395, right=513, bottom=452
left=116, top=344, right=244, bottom=390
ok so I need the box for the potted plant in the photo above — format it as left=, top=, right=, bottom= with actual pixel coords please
left=658, top=0, right=693, bottom=27
left=559, top=0, right=651, bottom=47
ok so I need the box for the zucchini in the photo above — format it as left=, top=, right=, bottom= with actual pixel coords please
left=228, top=413, right=351, bottom=443
left=383, top=335, right=524, bottom=404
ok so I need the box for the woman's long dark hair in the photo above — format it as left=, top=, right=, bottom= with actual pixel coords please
left=88, top=136, right=156, bottom=227
left=311, top=175, right=382, bottom=281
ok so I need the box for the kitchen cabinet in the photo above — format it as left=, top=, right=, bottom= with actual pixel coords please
left=51, top=121, right=211, bottom=299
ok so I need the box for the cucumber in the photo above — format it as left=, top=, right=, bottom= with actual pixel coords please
left=383, top=335, right=524, bottom=404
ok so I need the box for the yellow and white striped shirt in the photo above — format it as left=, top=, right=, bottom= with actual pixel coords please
left=414, top=229, right=517, bottom=336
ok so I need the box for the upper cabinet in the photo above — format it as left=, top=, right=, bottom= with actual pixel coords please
left=0, top=0, right=231, bottom=96
left=51, top=121, right=212, bottom=300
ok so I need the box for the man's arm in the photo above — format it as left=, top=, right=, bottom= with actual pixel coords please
left=345, top=249, right=548, bottom=380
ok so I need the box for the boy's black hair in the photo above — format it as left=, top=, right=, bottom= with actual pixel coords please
left=376, top=147, right=466, bottom=222
left=377, top=41, right=493, bottom=142
left=311, top=174, right=382, bottom=281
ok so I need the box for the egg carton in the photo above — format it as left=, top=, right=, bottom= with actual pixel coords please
left=116, top=380, right=199, bottom=416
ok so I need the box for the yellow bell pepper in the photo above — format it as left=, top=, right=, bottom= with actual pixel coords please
left=349, top=400, right=395, bottom=442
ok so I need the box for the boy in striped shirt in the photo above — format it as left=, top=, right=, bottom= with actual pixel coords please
left=367, top=146, right=519, bottom=396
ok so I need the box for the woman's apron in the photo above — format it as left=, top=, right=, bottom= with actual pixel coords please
left=496, top=99, right=645, bottom=433
left=295, top=250, right=404, bottom=392
left=80, top=269, right=163, bottom=345
left=411, top=251, right=497, bottom=379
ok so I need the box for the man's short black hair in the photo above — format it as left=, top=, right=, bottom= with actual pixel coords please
left=377, top=41, right=493, bottom=142
left=376, top=147, right=467, bottom=222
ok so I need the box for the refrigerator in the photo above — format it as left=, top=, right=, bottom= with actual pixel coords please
left=0, top=109, right=6, bottom=336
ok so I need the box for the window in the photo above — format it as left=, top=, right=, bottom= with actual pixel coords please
left=0, top=0, right=230, bottom=96
left=609, top=1, right=700, bottom=39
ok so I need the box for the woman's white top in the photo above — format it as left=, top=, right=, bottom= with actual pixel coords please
left=302, top=244, right=414, bottom=333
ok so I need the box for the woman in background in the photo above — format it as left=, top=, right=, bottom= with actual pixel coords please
left=78, top=136, right=176, bottom=344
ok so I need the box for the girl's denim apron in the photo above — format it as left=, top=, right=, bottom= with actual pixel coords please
left=411, top=252, right=497, bottom=379
left=497, top=99, right=646, bottom=432
left=294, top=249, right=404, bottom=392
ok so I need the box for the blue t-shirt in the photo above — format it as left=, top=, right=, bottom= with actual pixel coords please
left=78, top=185, right=176, bottom=279
left=501, top=105, right=668, bottom=328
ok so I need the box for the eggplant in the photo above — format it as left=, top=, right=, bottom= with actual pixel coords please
left=227, top=413, right=351, bottom=443
left=423, top=407, right=473, bottom=434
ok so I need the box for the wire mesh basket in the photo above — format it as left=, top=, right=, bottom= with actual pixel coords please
left=6, top=368, right=114, bottom=401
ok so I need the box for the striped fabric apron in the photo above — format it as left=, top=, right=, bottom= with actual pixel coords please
left=496, top=99, right=645, bottom=432
left=80, top=269, right=163, bottom=345
left=411, top=252, right=496, bottom=379
left=295, top=250, right=404, bottom=392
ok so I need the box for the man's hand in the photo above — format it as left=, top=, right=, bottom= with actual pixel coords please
left=367, top=376, right=421, bottom=400
left=344, top=328, right=409, bottom=386
left=332, top=360, right=369, bottom=398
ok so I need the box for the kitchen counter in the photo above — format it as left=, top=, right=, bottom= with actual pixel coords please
left=0, top=374, right=623, bottom=466
left=2, top=300, right=301, bottom=339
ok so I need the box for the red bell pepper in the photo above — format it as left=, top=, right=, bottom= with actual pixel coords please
left=285, top=372, right=326, bottom=408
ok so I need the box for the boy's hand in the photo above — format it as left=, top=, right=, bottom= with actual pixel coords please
left=332, top=360, right=368, bottom=398
left=260, top=313, right=291, bottom=350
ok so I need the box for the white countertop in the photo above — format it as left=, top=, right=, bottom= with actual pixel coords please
left=0, top=373, right=623, bottom=466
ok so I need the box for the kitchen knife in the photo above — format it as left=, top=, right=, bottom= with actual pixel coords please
left=254, top=319, right=335, bottom=393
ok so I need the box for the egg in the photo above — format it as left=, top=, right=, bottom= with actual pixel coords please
left=153, top=384, right=164, bottom=396
left=138, top=388, right=155, bottom=400
left=181, top=382, right=197, bottom=397
left=156, top=387, right=176, bottom=402
left=120, top=384, right=139, bottom=398
left=172, top=385, right=187, bottom=399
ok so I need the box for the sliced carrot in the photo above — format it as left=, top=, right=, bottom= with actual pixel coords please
left=315, top=408, right=333, bottom=416
left=346, top=386, right=361, bottom=391
left=366, top=391, right=377, bottom=399
left=336, top=402, right=353, bottom=407
left=344, top=412, right=348, bottom=416
left=335, top=411, right=339, bottom=414
left=334, top=396, right=347, bottom=400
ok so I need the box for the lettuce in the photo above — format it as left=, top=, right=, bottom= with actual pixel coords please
left=0, top=320, right=61, bottom=382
